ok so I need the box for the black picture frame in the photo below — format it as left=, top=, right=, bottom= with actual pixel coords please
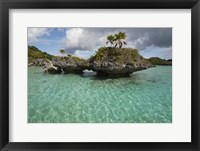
left=0, top=0, right=199, bottom=150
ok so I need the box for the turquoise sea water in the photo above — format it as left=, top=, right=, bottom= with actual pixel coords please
left=28, top=66, right=172, bottom=123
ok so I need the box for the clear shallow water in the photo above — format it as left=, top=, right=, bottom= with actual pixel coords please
left=28, top=66, right=172, bottom=123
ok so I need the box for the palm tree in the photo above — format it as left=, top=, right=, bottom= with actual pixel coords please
left=114, top=32, right=127, bottom=48
left=106, top=35, right=115, bottom=47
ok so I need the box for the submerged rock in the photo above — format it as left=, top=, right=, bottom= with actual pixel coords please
left=88, top=47, right=154, bottom=77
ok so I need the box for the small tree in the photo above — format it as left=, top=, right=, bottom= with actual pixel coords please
left=114, top=32, right=127, bottom=48
left=59, top=49, right=66, bottom=57
left=106, top=32, right=127, bottom=48
left=106, top=35, right=115, bottom=47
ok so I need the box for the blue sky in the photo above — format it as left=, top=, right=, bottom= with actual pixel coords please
left=28, top=27, right=172, bottom=59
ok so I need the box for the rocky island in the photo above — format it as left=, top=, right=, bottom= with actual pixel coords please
left=88, top=47, right=154, bottom=77
left=28, top=46, right=154, bottom=77
left=46, top=56, right=88, bottom=74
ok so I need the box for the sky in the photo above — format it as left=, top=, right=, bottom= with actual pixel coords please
left=28, top=27, right=172, bottom=59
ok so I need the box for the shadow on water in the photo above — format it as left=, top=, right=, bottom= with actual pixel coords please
left=129, top=81, right=140, bottom=85
left=146, top=79, right=157, bottom=83
left=130, top=73, right=158, bottom=84
left=81, top=75, right=120, bottom=82
left=81, top=71, right=124, bottom=81
left=92, top=76, right=120, bottom=81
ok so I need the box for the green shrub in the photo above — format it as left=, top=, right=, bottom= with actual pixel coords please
left=94, top=47, right=142, bottom=64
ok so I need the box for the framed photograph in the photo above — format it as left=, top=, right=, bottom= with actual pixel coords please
left=0, top=0, right=199, bottom=150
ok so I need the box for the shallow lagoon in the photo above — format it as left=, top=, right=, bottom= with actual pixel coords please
left=28, top=66, right=172, bottom=123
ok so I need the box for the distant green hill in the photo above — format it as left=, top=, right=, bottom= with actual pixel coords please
left=28, top=45, right=54, bottom=62
left=148, top=57, right=172, bottom=65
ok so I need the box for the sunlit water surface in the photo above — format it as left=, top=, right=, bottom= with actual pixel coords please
left=28, top=66, right=172, bottom=123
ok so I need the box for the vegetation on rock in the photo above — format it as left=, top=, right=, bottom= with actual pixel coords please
left=94, top=47, right=141, bottom=63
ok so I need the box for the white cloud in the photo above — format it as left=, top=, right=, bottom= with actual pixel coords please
left=65, top=28, right=106, bottom=51
left=74, top=50, right=96, bottom=59
left=28, top=28, right=50, bottom=43
left=140, top=45, right=172, bottom=59
left=66, top=28, right=84, bottom=48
